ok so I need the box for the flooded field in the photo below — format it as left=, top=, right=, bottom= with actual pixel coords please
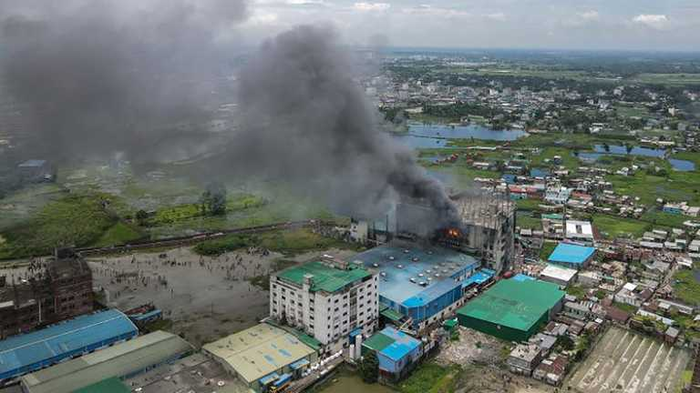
left=318, top=374, right=395, bottom=393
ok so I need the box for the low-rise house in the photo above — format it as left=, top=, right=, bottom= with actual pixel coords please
left=533, top=354, right=569, bottom=386
left=564, top=302, right=592, bottom=321
left=614, top=283, right=653, bottom=308
left=507, top=344, right=543, bottom=376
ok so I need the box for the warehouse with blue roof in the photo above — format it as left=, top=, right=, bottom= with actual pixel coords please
left=351, top=241, right=482, bottom=331
left=547, top=243, right=595, bottom=270
left=0, top=309, right=138, bottom=381
left=362, top=327, right=422, bottom=381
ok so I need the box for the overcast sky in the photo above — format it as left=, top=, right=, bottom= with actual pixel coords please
left=238, top=0, right=700, bottom=51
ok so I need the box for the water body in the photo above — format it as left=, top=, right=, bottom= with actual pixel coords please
left=393, top=123, right=526, bottom=149
left=576, top=145, right=696, bottom=171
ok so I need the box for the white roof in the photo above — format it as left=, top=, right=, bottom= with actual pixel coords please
left=540, top=264, right=578, bottom=282
left=623, top=282, right=638, bottom=292
left=566, top=220, right=594, bottom=239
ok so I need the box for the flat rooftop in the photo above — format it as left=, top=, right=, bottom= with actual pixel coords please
left=350, top=242, right=478, bottom=306
left=548, top=243, right=595, bottom=265
left=21, top=331, right=193, bottom=393
left=124, top=353, right=248, bottom=393
left=277, top=261, right=371, bottom=293
left=202, top=323, right=315, bottom=384
left=457, top=279, right=564, bottom=332
left=0, top=310, right=138, bottom=380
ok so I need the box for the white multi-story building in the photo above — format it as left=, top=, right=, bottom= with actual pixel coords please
left=545, top=186, right=571, bottom=205
left=269, top=259, right=378, bottom=352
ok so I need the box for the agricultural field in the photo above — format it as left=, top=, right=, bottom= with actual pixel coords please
left=567, top=327, right=691, bottom=393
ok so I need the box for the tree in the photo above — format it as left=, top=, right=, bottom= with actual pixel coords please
left=200, top=182, right=227, bottom=216
left=359, top=350, right=379, bottom=383
left=135, top=210, right=149, bottom=226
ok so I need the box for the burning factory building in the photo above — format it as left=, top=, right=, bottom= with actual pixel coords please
left=396, top=192, right=516, bottom=274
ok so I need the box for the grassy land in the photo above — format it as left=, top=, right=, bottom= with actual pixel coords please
left=673, top=269, right=700, bottom=307
left=612, top=301, right=639, bottom=314
left=641, top=209, right=692, bottom=229
left=0, top=193, right=117, bottom=259
left=672, top=151, right=700, bottom=167
left=194, top=228, right=361, bottom=257
left=608, top=172, right=700, bottom=205
left=566, top=285, right=587, bottom=300
left=516, top=198, right=545, bottom=212
left=399, top=362, right=458, bottom=393
left=91, top=221, right=144, bottom=247
left=147, top=193, right=265, bottom=226
left=516, top=213, right=542, bottom=230
left=591, top=214, right=650, bottom=239
left=540, top=241, right=557, bottom=261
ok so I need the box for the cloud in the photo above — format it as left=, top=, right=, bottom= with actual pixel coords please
left=402, top=5, right=470, bottom=18
left=632, top=14, right=669, bottom=29
left=579, top=10, right=599, bottom=21
left=484, top=12, right=506, bottom=22
left=286, top=0, right=325, bottom=5
left=353, top=2, right=390, bottom=12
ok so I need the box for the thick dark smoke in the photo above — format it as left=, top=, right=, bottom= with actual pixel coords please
left=231, top=26, right=459, bottom=225
left=0, top=1, right=458, bottom=229
left=0, top=0, right=248, bottom=162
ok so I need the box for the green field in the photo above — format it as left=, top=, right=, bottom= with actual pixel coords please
left=92, top=221, right=144, bottom=247
left=399, top=362, right=458, bottom=393
left=633, top=73, right=700, bottom=86
left=673, top=270, right=700, bottom=307
left=0, top=193, right=117, bottom=259
left=591, top=214, right=649, bottom=239
left=194, top=228, right=361, bottom=257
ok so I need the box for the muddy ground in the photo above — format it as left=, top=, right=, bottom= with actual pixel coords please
left=87, top=246, right=356, bottom=346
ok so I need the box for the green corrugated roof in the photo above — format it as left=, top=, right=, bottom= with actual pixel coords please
left=362, top=332, right=395, bottom=352
left=457, top=279, right=564, bottom=331
left=278, top=261, right=371, bottom=293
left=268, top=322, right=322, bottom=351
left=72, top=377, right=130, bottom=393
left=381, top=308, right=404, bottom=322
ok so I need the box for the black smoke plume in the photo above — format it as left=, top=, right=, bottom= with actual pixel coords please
left=0, top=0, right=248, bottom=162
left=229, top=25, right=459, bottom=226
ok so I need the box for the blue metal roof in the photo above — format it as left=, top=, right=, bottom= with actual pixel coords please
left=377, top=327, right=420, bottom=362
left=461, top=270, right=495, bottom=289
left=290, top=358, right=310, bottom=370
left=512, top=273, right=535, bottom=282
left=403, top=279, right=461, bottom=307
left=351, top=243, right=478, bottom=305
left=548, top=243, right=595, bottom=265
left=259, top=372, right=279, bottom=385
left=0, top=310, right=138, bottom=380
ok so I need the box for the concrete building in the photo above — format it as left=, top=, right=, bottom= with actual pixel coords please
left=352, top=242, right=479, bottom=332
left=202, top=323, right=317, bottom=392
left=19, top=331, right=193, bottom=393
left=269, top=259, right=378, bottom=349
left=544, top=186, right=571, bottom=205
left=565, top=220, right=595, bottom=245
left=507, top=343, right=543, bottom=376
left=0, top=309, right=138, bottom=381
left=539, top=264, right=578, bottom=288
left=457, top=279, right=565, bottom=342
left=0, top=249, right=93, bottom=339
left=361, top=327, right=422, bottom=382
left=395, top=194, right=515, bottom=274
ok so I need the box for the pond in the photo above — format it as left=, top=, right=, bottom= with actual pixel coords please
left=575, top=145, right=696, bottom=172
left=393, top=123, right=526, bottom=149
